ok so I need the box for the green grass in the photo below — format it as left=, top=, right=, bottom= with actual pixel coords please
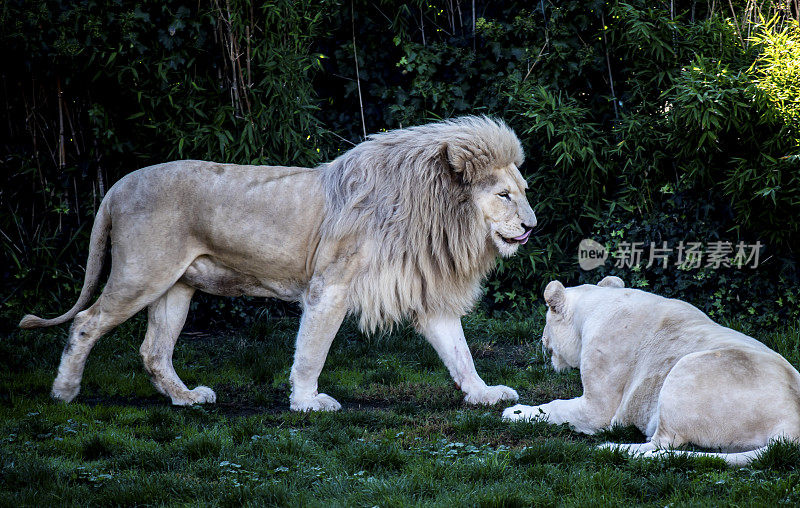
left=1, top=312, right=799, bottom=506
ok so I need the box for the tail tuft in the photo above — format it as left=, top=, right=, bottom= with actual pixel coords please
left=19, top=314, right=46, bottom=329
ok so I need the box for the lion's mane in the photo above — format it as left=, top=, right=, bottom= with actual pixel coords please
left=319, top=116, right=524, bottom=332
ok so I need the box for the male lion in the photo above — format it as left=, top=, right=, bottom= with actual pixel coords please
left=20, top=116, right=536, bottom=411
left=503, top=276, right=800, bottom=466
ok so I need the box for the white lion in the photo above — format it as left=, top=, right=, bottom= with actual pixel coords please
left=503, top=276, right=800, bottom=466
left=20, top=116, right=536, bottom=411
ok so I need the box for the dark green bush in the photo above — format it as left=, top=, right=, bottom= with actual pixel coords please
left=1, top=0, right=798, bottom=328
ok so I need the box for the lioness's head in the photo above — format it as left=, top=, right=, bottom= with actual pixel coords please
left=441, top=118, right=536, bottom=258
left=541, top=276, right=625, bottom=371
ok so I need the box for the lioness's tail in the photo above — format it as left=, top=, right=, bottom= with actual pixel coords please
left=602, top=441, right=770, bottom=467
left=18, top=199, right=112, bottom=329
left=640, top=446, right=770, bottom=467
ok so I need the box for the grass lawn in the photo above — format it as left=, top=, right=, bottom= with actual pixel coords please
left=1, top=311, right=799, bottom=506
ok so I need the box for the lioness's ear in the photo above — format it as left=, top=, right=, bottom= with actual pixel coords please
left=544, top=280, right=566, bottom=314
left=597, top=276, right=624, bottom=288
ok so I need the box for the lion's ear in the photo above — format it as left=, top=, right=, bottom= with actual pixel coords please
left=544, top=280, right=566, bottom=314
left=440, top=142, right=482, bottom=183
left=597, top=275, right=624, bottom=288
left=440, top=142, right=465, bottom=173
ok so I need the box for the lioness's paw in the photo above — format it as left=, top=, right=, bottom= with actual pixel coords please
left=464, top=385, right=519, bottom=406
left=51, top=380, right=80, bottom=403
left=502, top=404, right=543, bottom=421
left=290, top=393, right=342, bottom=412
left=171, top=385, right=217, bottom=406
left=597, top=442, right=659, bottom=457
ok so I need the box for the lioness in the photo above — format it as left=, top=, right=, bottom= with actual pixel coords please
left=20, top=116, right=536, bottom=411
left=503, top=276, right=800, bottom=465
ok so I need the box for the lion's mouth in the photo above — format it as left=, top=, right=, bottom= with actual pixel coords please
left=499, top=229, right=532, bottom=245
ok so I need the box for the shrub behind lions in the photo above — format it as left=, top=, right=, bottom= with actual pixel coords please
left=20, top=116, right=536, bottom=411
left=503, top=276, right=800, bottom=466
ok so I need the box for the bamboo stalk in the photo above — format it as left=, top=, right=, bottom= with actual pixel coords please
left=421, top=7, right=426, bottom=46
left=235, top=29, right=250, bottom=115
left=246, top=25, right=252, bottom=89
left=472, top=0, right=476, bottom=50
left=63, top=100, right=81, bottom=156
left=600, top=11, right=619, bottom=120
left=214, top=0, right=236, bottom=112
left=448, top=0, right=455, bottom=33
left=523, top=0, right=550, bottom=82
left=727, top=0, right=746, bottom=47
left=57, top=77, right=66, bottom=170
left=27, top=78, right=44, bottom=186
left=523, top=37, right=548, bottom=82
left=225, top=0, right=242, bottom=115
left=2, top=72, right=11, bottom=139
left=73, top=177, right=80, bottom=226
left=94, top=138, right=105, bottom=198
left=351, top=0, right=367, bottom=140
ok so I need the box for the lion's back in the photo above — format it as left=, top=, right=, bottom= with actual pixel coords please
left=103, top=160, right=326, bottom=272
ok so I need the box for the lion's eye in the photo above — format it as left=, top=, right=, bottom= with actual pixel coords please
left=498, top=191, right=510, bottom=199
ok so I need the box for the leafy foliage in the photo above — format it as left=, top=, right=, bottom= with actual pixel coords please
left=751, top=17, right=800, bottom=125
left=1, top=0, right=799, bottom=326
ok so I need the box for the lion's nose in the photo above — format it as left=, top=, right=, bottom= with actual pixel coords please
left=522, top=213, right=538, bottom=231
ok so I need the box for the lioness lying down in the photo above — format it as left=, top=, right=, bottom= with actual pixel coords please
left=19, top=116, right=536, bottom=411
left=503, top=276, right=800, bottom=466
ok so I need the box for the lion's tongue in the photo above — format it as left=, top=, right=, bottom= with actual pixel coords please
left=513, top=230, right=531, bottom=244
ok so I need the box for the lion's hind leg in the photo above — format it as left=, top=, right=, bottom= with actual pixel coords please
left=52, top=276, right=177, bottom=403
left=139, top=282, right=216, bottom=406
left=52, top=305, right=122, bottom=402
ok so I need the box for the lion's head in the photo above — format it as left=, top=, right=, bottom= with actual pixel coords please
left=437, top=118, right=536, bottom=258
left=471, top=163, right=537, bottom=258
left=542, top=276, right=625, bottom=371
left=320, top=116, right=536, bottom=332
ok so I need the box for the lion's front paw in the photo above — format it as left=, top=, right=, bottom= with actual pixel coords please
left=171, top=385, right=217, bottom=406
left=502, top=404, right=544, bottom=421
left=464, top=384, right=519, bottom=406
left=290, top=393, right=342, bottom=412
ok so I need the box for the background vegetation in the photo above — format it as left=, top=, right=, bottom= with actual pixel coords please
left=2, top=0, right=799, bottom=327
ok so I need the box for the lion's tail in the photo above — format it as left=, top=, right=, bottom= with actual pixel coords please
left=18, top=199, right=112, bottom=329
